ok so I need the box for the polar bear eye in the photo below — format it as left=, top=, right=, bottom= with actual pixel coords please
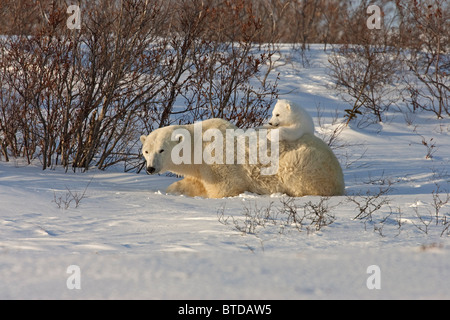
left=144, top=151, right=149, bottom=154
left=275, top=114, right=280, bottom=117
left=159, top=149, right=165, bottom=154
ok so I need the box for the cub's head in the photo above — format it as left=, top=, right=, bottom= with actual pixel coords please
left=140, top=128, right=181, bottom=175
left=268, top=99, right=293, bottom=127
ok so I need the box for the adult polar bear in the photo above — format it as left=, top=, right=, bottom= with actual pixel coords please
left=140, top=118, right=345, bottom=198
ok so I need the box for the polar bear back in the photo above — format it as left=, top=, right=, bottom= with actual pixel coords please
left=242, top=133, right=344, bottom=197
left=277, top=133, right=345, bottom=196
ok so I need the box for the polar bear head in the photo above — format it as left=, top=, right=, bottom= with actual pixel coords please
left=268, top=99, right=299, bottom=127
left=140, top=127, right=182, bottom=175
left=268, top=99, right=290, bottom=127
left=268, top=99, right=314, bottom=133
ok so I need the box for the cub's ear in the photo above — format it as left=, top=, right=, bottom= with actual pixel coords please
left=285, top=102, right=291, bottom=111
left=140, top=135, right=147, bottom=145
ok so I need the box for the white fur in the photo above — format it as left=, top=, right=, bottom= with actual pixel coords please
left=265, top=99, right=315, bottom=141
left=140, top=118, right=344, bottom=198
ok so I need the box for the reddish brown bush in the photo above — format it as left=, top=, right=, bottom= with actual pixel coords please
left=0, top=0, right=279, bottom=171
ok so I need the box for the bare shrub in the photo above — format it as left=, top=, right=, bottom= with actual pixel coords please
left=396, top=0, right=450, bottom=119
left=420, top=135, right=438, bottom=160
left=346, top=185, right=392, bottom=222
left=52, top=178, right=92, bottom=210
left=327, top=3, right=391, bottom=123
left=218, top=196, right=338, bottom=236
left=328, top=41, right=402, bottom=125
left=281, top=196, right=336, bottom=233
left=345, top=183, right=401, bottom=237
left=0, top=1, right=168, bottom=170
left=412, top=183, right=450, bottom=237
left=219, top=201, right=276, bottom=235
left=177, top=0, right=279, bottom=128
left=327, top=0, right=449, bottom=124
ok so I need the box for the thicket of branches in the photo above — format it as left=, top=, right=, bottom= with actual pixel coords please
left=0, top=0, right=362, bottom=45
left=0, top=0, right=279, bottom=170
left=0, top=0, right=448, bottom=171
left=327, top=0, right=449, bottom=124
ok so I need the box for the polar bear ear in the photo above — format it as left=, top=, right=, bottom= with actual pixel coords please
left=140, top=135, right=147, bottom=145
left=285, top=102, right=291, bottom=111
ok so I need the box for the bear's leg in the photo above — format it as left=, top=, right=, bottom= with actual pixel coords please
left=166, top=177, right=208, bottom=198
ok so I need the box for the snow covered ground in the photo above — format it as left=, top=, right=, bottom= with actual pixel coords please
left=1, top=45, right=449, bottom=299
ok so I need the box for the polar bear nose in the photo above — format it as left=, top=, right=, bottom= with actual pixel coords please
left=146, top=166, right=156, bottom=174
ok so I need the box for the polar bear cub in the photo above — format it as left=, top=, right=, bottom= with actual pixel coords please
left=266, top=99, right=315, bottom=141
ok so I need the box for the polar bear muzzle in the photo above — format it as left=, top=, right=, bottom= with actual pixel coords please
left=146, top=166, right=156, bottom=174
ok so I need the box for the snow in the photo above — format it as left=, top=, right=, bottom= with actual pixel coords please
left=1, top=44, right=450, bottom=299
